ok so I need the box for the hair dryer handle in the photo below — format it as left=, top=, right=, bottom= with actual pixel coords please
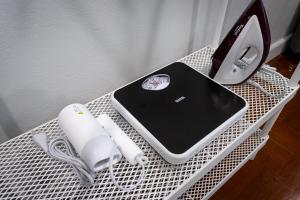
left=97, top=114, right=144, bottom=165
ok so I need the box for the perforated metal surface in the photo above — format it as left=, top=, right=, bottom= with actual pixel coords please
left=0, top=47, right=294, bottom=199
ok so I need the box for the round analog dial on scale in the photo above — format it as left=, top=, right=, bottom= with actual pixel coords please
left=142, top=74, right=170, bottom=91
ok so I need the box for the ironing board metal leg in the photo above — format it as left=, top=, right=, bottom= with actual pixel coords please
left=289, top=62, right=300, bottom=87
left=249, top=151, right=258, bottom=160
left=249, top=109, right=282, bottom=161
left=260, top=108, right=283, bottom=138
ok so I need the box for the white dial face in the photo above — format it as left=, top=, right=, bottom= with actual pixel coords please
left=142, top=74, right=170, bottom=91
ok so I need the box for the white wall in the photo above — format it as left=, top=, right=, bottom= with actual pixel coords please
left=0, top=0, right=299, bottom=143
left=222, top=0, right=300, bottom=60
left=0, top=0, right=224, bottom=142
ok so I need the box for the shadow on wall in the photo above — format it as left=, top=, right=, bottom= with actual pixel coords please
left=289, top=3, right=300, bottom=53
left=187, top=0, right=200, bottom=54
left=61, top=0, right=166, bottom=77
left=0, top=98, right=22, bottom=141
left=285, top=2, right=300, bottom=37
left=0, top=87, right=67, bottom=143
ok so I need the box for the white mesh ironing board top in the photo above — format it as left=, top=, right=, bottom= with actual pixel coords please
left=0, top=46, right=295, bottom=199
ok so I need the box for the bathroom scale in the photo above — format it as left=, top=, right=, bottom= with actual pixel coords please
left=112, top=62, right=248, bottom=164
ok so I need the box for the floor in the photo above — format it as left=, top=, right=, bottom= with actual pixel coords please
left=211, top=52, right=300, bottom=200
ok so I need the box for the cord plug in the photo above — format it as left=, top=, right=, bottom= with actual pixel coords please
left=32, top=132, right=50, bottom=154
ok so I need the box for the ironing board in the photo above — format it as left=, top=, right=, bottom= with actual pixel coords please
left=0, top=46, right=298, bottom=200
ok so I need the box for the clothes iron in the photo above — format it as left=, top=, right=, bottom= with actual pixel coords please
left=209, top=0, right=271, bottom=85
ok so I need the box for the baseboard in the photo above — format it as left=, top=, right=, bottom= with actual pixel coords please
left=267, top=34, right=292, bottom=61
